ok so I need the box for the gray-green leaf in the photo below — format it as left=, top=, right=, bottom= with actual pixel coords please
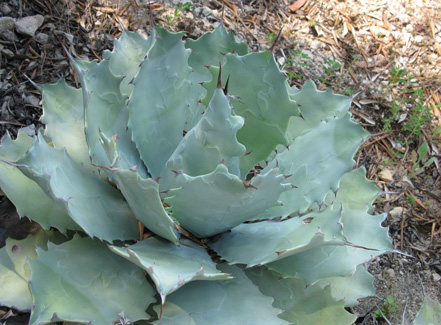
left=109, top=237, right=231, bottom=305
left=29, top=235, right=155, bottom=324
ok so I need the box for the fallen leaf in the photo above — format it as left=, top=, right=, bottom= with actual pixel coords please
left=289, top=0, right=307, bottom=11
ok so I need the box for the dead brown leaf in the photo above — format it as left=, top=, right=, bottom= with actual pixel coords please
left=288, top=0, right=307, bottom=12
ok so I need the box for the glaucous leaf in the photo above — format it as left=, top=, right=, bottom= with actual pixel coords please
left=29, top=235, right=155, bottom=324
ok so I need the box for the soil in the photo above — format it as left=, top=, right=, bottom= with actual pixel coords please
left=1, top=0, right=440, bottom=324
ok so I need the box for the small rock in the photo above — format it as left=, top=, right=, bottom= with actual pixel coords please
left=310, top=40, right=321, bottom=50
left=1, top=3, right=12, bottom=15
left=379, top=168, right=394, bottom=182
left=385, top=268, right=395, bottom=278
left=210, top=10, right=219, bottom=18
left=25, top=95, right=40, bottom=107
left=15, top=15, right=44, bottom=37
left=389, top=207, right=404, bottom=218
left=401, top=176, right=414, bottom=188
left=0, top=17, right=14, bottom=34
left=1, top=47, right=14, bottom=59
left=35, top=32, right=49, bottom=44
left=193, top=7, right=201, bottom=17
left=277, top=56, right=286, bottom=66
left=433, top=273, right=441, bottom=282
left=202, top=8, right=212, bottom=17
left=388, top=207, right=406, bottom=223
left=184, top=12, right=194, bottom=20
left=1, top=30, right=18, bottom=42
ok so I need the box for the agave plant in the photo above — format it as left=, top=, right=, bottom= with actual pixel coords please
left=0, top=24, right=393, bottom=324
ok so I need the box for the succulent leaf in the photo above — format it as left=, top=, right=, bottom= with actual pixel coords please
left=266, top=170, right=392, bottom=284
left=155, top=264, right=286, bottom=324
left=128, top=27, right=192, bottom=178
left=74, top=59, right=147, bottom=178
left=165, top=164, right=290, bottom=238
left=413, top=296, right=441, bottom=324
left=335, top=167, right=380, bottom=210
left=185, top=25, right=249, bottom=85
left=100, top=133, right=179, bottom=243
left=0, top=231, right=65, bottom=311
left=246, top=266, right=356, bottom=325
left=0, top=130, right=78, bottom=232
left=287, top=80, right=353, bottom=139
left=184, top=25, right=249, bottom=129
left=160, top=87, right=246, bottom=189
left=16, top=132, right=139, bottom=241
left=257, top=113, right=369, bottom=218
left=40, top=80, right=98, bottom=176
left=202, top=52, right=300, bottom=176
left=209, top=205, right=345, bottom=266
left=29, top=235, right=155, bottom=324
left=317, top=265, right=376, bottom=307
left=103, top=30, right=156, bottom=96
left=109, top=237, right=231, bottom=305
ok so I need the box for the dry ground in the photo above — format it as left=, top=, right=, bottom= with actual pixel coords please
left=1, top=0, right=440, bottom=323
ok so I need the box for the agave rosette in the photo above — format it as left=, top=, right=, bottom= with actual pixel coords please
left=0, top=25, right=392, bottom=324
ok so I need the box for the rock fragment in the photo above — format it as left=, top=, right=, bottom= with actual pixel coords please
left=0, top=17, right=14, bottom=34
left=379, top=168, right=394, bottom=182
left=15, top=15, right=44, bottom=37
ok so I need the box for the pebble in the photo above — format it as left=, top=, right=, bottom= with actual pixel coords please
left=388, top=207, right=404, bottom=220
left=385, top=268, right=395, bottom=278
left=25, top=95, right=40, bottom=107
left=193, top=7, right=201, bottom=17
left=35, top=33, right=49, bottom=44
left=400, top=176, right=414, bottom=188
left=310, top=40, right=321, bottom=50
left=0, top=3, right=12, bottom=15
left=0, top=17, right=14, bottom=34
left=379, top=168, right=394, bottom=182
left=184, top=12, right=194, bottom=20
left=202, top=8, right=212, bottom=17
left=15, top=15, right=44, bottom=37
left=1, top=47, right=14, bottom=59
left=433, top=273, right=441, bottom=282
left=1, top=30, right=17, bottom=42
left=277, top=56, right=286, bottom=66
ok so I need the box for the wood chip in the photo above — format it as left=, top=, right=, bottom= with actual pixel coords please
left=288, top=0, right=307, bottom=12
left=379, top=168, right=394, bottom=182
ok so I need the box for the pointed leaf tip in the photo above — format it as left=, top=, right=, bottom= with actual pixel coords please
left=172, top=170, right=183, bottom=176
left=217, top=62, right=223, bottom=89
left=224, top=75, right=231, bottom=95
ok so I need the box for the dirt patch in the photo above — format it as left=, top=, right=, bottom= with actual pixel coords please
left=1, top=0, right=440, bottom=323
